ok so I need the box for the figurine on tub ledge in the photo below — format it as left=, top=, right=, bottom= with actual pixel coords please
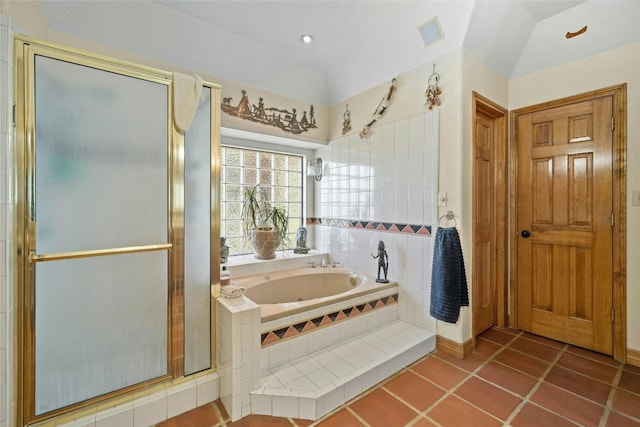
left=293, top=226, right=310, bottom=254
left=371, top=240, right=390, bottom=283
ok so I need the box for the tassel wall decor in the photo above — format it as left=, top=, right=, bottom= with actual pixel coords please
left=425, top=64, right=441, bottom=110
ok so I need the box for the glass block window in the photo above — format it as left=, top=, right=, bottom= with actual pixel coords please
left=221, top=146, right=304, bottom=256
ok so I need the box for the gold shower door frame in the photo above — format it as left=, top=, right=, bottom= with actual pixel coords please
left=14, top=36, right=221, bottom=425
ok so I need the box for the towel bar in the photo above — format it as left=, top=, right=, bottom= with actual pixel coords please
left=437, top=211, right=457, bottom=227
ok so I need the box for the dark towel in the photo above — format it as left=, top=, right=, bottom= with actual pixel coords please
left=430, top=227, right=469, bottom=323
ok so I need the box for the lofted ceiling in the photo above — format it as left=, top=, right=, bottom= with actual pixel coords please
left=28, top=0, right=640, bottom=106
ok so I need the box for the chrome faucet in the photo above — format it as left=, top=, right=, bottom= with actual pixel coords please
left=320, top=259, right=327, bottom=268
left=307, top=261, right=316, bottom=268
left=331, top=261, right=342, bottom=268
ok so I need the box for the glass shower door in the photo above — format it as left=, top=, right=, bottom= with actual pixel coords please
left=29, top=53, right=171, bottom=416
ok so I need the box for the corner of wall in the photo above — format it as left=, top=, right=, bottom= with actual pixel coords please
left=0, top=12, right=13, bottom=427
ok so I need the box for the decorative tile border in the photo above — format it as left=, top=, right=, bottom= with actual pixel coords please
left=306, top=218, right=431, bottom=236
left=260, top=293, right=399, bottom=348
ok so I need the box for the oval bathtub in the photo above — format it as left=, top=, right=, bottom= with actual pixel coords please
left=234, top=268, right=396, bottom=322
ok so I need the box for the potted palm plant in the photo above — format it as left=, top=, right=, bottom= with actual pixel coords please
left=241, top=184, right=289, bottom=259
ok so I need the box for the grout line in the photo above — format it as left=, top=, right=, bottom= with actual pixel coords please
left=503, top=342, right=572, bottom=426
left=398, top=331, right=525, bottom=425
left=345, top=405, right=371, bottom=426
left=598, top=360, right=625, bottom=427
left=213, top=400, right=229, bottom=427
left=168, top=328, right=640, bottom=426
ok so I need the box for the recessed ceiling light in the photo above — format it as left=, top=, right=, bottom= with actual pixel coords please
left=300, top=34, right=314, bottom=44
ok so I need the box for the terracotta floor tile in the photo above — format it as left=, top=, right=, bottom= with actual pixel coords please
left=411, top=417, right=439, bottom=427
left=426, top=395, right=502, bottom=427
left=567, top=345, right=621, bottom=367
left=618, top=370, right=640, bottom=395
left=216, top=399, right=230, bottom=421
left=509, top=336, right=562, bottom=362
left=157, top=403, right=219, bottom=427
left=478, top=328, right=518, bottom=345
left=454, top=377, right=522, bottom=420
left=383, top=370, right=445, bottom=411
left=494, top=348, right=549, bottom=377
left=510, top=403, right=578, bottom=427
left=557, top=352, right=618, bottom=383
left=411, top=355, right=469, bottom=389
left=151, top=332, right=634, bottom=426
left=434, top=349, right=488, bottom=372
left=476, top=361, right=538, bottom=397
left=544, top=365, right=613, bottom=405
left=227, top=413, right=294, bottom=427
left=155, top=418, right=181, bottom=427
left=530, top=382, right=605, bottom=427
left=315, top=409, right=365, bottom=427
left=348, top=388, right=418, bottom=427
left=520, top=332, right=565, bottom=349
left=606, top=411, right=640, bottom=427
left=612, top=389, right=640, bottom=420
left=624, top=364, right=640, bottom=375
left=474, top=337, right=502, bottom=357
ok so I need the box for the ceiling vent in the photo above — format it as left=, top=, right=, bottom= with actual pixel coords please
left=417, top=17, right=444, bottom=48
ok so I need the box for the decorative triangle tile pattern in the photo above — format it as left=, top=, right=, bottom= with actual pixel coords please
left=261, top=293, right=399, bottom=347
left=262, top=331, right=281, bottom=346
left=283, top=327, right=299, bottom=340
left=319, top=316, right=333, bottom=327
left=305, top=218, right=431, bottom=236
left=293, top=322, right=307, bottom=333
left=335, top=311, right=348, bottom=321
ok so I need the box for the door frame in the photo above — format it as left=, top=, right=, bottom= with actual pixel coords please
left=509, top=84, right=627, bottom=362
left=471, top=92, right=509, bottom=334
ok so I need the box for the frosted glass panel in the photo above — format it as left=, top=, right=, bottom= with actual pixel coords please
left=31, top=54, right=170, bottom=415
left=184, top=87, right=212, bottom=374
left=34, top=252, right=168, bottom=415
left=34, top=55, right=168, bottom=254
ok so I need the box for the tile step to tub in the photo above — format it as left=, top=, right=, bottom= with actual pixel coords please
left=250, top=319, right=436, bottom=420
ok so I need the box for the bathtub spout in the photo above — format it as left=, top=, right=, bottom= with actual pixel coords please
left=320, top=259, right=327, bottom=268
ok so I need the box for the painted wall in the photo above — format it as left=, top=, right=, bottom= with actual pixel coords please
left=459, top=49, right=510, bottom=344
left=321, top=48, right=511, bottom=345
left=0, top=0, right=330, bottom=145
left=321, top=50, right=469, bottom=341
left=509, top=41, right=640, bottom=352
left=1, top=6, right=638, bottom=427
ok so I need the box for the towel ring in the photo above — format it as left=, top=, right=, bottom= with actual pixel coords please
left=438, top=211, right=457, bottom=227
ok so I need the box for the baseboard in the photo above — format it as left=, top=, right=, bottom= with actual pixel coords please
left=627, top=348, right=640, bottom=367
left=436, top=335, right=474, bottom=359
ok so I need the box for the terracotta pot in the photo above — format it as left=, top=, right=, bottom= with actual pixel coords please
left=250, top=228, right=281, bottom=260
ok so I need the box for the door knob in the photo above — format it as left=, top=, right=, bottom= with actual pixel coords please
left=521, top=230, right=531, bottom=238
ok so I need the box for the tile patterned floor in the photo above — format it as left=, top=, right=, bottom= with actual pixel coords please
left=157, top=327, right=640, bottom=426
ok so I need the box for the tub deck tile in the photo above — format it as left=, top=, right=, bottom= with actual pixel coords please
left=251, top=319, right=436, bottom=420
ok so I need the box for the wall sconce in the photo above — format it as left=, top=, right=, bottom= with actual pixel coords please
left=307, top=157, right=323, bottom=181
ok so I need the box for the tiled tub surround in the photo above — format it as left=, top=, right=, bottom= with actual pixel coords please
left=260, top=292, right=399, bottom=347
left=313, top=111, right=440, bottom=332
left=307, top=217, right=432, bottom=236
left=235, top=267, right=396, bottom=322
left=217, top=272, right=435, bottom=421
left=225, top=250, right=329, bottom=280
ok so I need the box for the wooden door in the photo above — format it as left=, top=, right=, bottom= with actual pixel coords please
left=516, top=96, right=613, bottom=354
left=473, top=111, right=496, bottom=336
